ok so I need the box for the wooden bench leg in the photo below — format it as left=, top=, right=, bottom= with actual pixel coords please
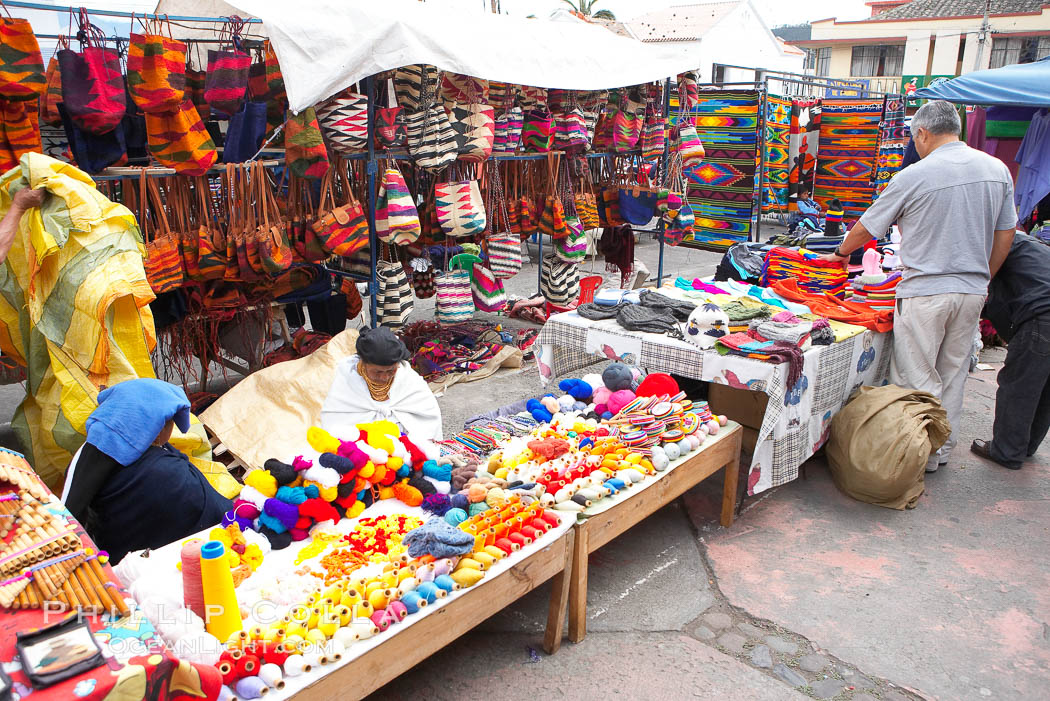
left=567, top=525, right=589, bottom=643
left=720, top=453, right=741, bottom=528
left=543, top=529, right=574, bottom=654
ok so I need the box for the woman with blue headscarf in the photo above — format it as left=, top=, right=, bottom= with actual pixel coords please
left=61, top=379, right=232, bottom=563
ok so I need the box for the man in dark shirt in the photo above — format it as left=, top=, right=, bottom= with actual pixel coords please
left=972, top=233, right=1050, bottom=469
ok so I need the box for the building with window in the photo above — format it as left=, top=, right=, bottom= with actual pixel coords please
left=792, top=0, right=1050, bottom=93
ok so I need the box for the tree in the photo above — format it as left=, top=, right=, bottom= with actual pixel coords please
left=557, top=0, right=616, bottom=20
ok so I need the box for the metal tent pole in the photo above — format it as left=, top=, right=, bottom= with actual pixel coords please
left=656, top=76, right=672, bottom=288
left=364, top=75, right=379, bottom=328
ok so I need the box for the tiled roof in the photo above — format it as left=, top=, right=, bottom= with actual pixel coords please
left=627, top=1, right=740, bottom=43
left=861, top=0, right=1048, bottom=20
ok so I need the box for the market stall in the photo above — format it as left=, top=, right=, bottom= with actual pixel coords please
left=536, top=273, right=894, bottom=496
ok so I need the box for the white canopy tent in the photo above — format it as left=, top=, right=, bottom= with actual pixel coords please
left=220, top=0, right=698, bottom=112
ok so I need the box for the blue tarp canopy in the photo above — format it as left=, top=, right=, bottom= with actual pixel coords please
left=914, top=57, right=1050, bottom=107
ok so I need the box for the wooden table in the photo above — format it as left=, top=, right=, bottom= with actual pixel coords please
left=291, top=527, right=575, bottom=699
left=568, top=423, right=742, bottom=643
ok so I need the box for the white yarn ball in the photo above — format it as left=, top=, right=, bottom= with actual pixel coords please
left=664, top=442, right=681, bottom=461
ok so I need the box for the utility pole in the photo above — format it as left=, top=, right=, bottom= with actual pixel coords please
left=972, top=0, right=991, bottom=71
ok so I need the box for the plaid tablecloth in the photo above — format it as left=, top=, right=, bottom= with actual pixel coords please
left=537, top=312, right=891, bottom=495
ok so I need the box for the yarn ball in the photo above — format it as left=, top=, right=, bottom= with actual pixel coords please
left=275, top=486, right=307, bottom=505
left=572, top=401, right=587, bottom=412
left=259, top=526, right=293, bottom=550
left=318, top=452, right=356, bottom=475
left=635, top=373, right=679, bottom=398
left=664, top=442, right=681, bottom=460
left=421, top=460, right=452, bottom=482
left=559, top=378, right=593, bottom=401
left=557, top=395, right=575, bottom=411
left=444, top=507, right=468, bottom=526
left=467, top=483, right=488, bottom=503
left=263, top=459, right=298, bottom=486
left=582, top=373, right=604, bottom=391
left=602, top=363, right=634, bottom=391
left=450, top=493, right=470, bottom=510
left=650, top=446, right=669, bottom=471
left=607, top=389, right=636, bottom=415
left=526, top=399, right=553, bottom=423
left=244, top=471, right=278, bottom=498
left=421, top=493, right=452, bottom=516
left=541, top=396, right=560, bottom=414
left=468, top=502, right=490, bottom=517
left=601, top=411, right=613, bottom=420
left=592, top=386, right=612, bottom=406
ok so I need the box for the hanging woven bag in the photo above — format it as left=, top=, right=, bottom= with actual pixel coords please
left=435, top=179, right=487, bottom=238
left=376, top=163, right=421, bottom=245
left=316, top=86, right=369, bottom=154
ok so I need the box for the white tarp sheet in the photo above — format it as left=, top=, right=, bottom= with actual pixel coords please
left=227, top=0, right=698, bottom=112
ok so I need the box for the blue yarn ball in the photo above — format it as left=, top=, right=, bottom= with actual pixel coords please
left=303, top=484, right=320, bottom=499
left=450, top=493, right=470, bottom=510
left=601, top=411, right=613, bottom=420
left=444, top=507, right=468, bottom=526
left=531, top=408, right=553, bottom=422
left=422, top=460, right=452, bottom=482
left=275, top=486, right=307, bottom=505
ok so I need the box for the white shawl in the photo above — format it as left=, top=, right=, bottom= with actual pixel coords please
left=320, top=355, right=443, bottom=440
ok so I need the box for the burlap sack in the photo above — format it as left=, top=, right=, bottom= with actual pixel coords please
left=826, top=385, right=950, bottom=510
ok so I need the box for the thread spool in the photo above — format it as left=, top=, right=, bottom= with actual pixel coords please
left=325, top=639, right=345, bottom=661
left=283, top=654, right=310, bottom=676
left=234, top=676, right=269, bottom=699
left=217, top=686, right=237, bottom=701
left=236, top=653, right=260, bottom=678
left=181, top=540, right=207, bottom=619
left=258, top=663, right=285, bottom=690
left=199, top=541, right=244, bottom=641
left=399, top=591, right=425, bottom=614
left=302, top=651, right=325, bottom=669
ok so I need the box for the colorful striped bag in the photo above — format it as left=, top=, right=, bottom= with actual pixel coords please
left=316, top=88, right=368, bottom=154
left=145, top=99, right=218, bottom=175
left=554, top=107, right=588, bottom=150
left=435, top=267, right=474, bottom=324
left=675, top=122, right=705, bottom=169
left=641, top=105, right=666, bottom=161
left=592, top=99, right=618, bottom=151
left=185, top=65, right=209, bottom=119
left=0, top=16, right=45, bottom=101
left=40, top=53, right=62, bottom=126
left=194, top=175, right=227, bottom=280
left=58, top=43, right=125, bottom=134
left=311, top=163, right=369, bottom=257
left=493, top=106, right=523, bottom=154
left=555, top=217, right=587, bottom=263
left=436, top=179, right=487, bottom=238
left=252, top=162, right=293, bottom=274
left=522, top=107, right=554, bottom=152
left=538, top=196, right=567, bottom=239
left=205, top=48, right=250, bottom=118
left=598, top=186, right=625, bottom=227
left=410, top=256, right=436, bottom=299
left=376, top=259, right=414, bottom=328
left=471, top=262, right=506, bottom=312
left=376, top=164, right=421, bottom=245
left=394, top=64, right=440, bottom=110
left=263, top=42, right=286, bottom=133
left=678, top=71, right=699, bottom=111
left=285, top=106, right=330, bottom=179
left=1, top=99, right=40, bottom=170
left=613, top=93, right=643, bottom=152
left=139, top=172, right=186, bottom=293
left=375, top=78, right=406, bottom=148
left=127, top=27, right=187, bottom=114
left=448, top=102, right=494, bottom=162
left=485, top=234, right=522, bottom=279
left=540, top=255, right=579, bottom=306
left=405, top=102, right=458, bottom=172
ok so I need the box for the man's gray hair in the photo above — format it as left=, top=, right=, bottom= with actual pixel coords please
left=911, top=100, right=961, bottom=136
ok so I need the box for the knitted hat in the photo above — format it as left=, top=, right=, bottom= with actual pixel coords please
left=684, top=302, right=729, bottom=350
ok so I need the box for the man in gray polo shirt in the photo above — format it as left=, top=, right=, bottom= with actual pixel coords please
left=822, top=100, right=1016, bottom=472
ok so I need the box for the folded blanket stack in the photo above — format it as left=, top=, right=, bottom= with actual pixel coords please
left=760, top=247, right=848, bottom=298
left=850, top=271, right=900, bottom=312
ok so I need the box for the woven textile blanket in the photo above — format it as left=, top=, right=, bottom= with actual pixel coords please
left=787, top=99, right=820, bottom=211
left=814, top=99, right=884, bottom=218
left=873, top=95, right=908, bottom=200
left=761, top=95, right=792, bottom=215
left=679, top=90, right=760, bottom=251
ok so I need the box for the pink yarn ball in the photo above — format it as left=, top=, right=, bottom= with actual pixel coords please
left=607, top=389, right=637, bottom=415
left=541, top=396, right=560, bottom=414
left=592, top=387, right=612, bottom=405
left=706, top=420, right=720, bottom=435
left=718, top=415, right=728, bottom=427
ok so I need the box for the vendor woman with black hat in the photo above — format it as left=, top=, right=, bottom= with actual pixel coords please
left=321, top=327, right=443, bottom=440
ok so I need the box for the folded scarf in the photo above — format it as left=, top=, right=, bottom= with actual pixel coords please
left=716, top=333, right=804, bottom=388
left=771, top=279, right=893, bottom=333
